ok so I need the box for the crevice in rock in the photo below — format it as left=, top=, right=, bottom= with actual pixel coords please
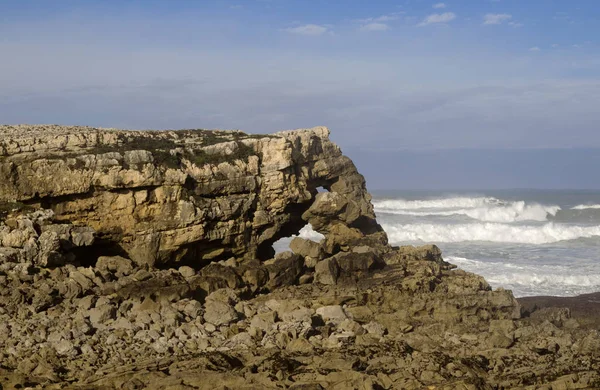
left=70, top=237, right=129, bottom=268
left=257, top=202, right=314, bottom=261
left=156, top=240, right=234, bottom=271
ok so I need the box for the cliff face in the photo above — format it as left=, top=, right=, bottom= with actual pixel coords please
left=0, top=125, right=385, bottom=267
left=0, top=125, right=599, bottom=389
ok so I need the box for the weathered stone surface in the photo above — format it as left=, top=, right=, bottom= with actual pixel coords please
left=314, top=257, right=340, bottom=285
left=289, top=237, right=324, bottom=259
left=0, top=126, right=598, bottom=390
left=265, top=251, right=304, bottom=289
left=96, top=256, right=134, bottom=277
left=0, top=125, right=385, bottom=267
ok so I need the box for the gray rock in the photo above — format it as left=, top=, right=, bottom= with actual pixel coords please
left=88, top=304, right=117, bottom=327
left=71, top=226, right=95, bottom=247
left=316, top=305, right=347, bottom=324
left=96, top=255, right=134, bottom=277
left=178, top=265, right=196, bottom=279
left=290, top=237, right=324, bottom=259
left=54, top=339, right=78, bottom=358
left=265, top=251, right=304, bottom=289
left=204, top=291, right=238, bottom=326
left=363, top=321, right=386, bottom=337
left=314, top=258, right=339, bottom=285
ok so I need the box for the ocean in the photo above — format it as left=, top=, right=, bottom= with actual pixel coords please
left=372, top=190, right=600, bottom=298
left=276, top=190, right=600, bottom=298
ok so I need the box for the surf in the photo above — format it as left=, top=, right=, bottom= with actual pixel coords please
left=382, top=222, right=600, bottom=244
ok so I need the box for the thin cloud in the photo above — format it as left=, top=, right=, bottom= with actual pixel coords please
left=508, top=21, right=524, bottom=28
left=433, top=3, right=447, bottom=9
left=418, top=12, right=456, bottom=26
left=284, top=24, right=329, bottom=36
left=356, top=13, right=403, bottom=23
left=529, top=46, right=541, bottom=52
left=360, top=23, right=390, bottom=32
left=483, top=13, right=512, bottom=25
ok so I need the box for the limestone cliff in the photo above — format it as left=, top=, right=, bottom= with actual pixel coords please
left=0, top=125, right=386, bottom=268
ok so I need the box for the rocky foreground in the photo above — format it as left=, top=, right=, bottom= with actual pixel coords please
left=0, top=125, right=599, bottom=389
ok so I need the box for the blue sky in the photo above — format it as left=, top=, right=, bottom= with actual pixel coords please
left=1, top=0, right=599, bottom=188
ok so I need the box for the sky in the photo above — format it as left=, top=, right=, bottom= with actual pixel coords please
left=1, top=0, right=599, bottom=189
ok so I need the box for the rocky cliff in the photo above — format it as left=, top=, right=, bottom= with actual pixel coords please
left=0, top=125, right=385, bottom=268
left=0, top=125, right=599, bottom=389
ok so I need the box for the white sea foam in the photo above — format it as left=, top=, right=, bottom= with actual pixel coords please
left=373, top=196, right=502, bottom=211
left=296, top=224, right=325, bottom=241
left=571, top=204, right=600, bottom=210
left=373, top=197, right=560, bottom=223
left=377, top=202, right=559, bottom=223
left=446, top=256, right=600, bottom=297
left=272, top=224, right=324, bottom=253
left=382, top=222, right=600, bottom=244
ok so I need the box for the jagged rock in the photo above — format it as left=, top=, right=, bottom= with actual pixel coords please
left=96, top=256, right=134, bottom=277
left=265, top=251, right=304, bottom=289
left=289, top=237, right=324, bottom=259
left=203, top=289, right=239, bottom=326
left=316, top=305, right=347, bottom=324
left=88, top=304, right=117, bottom=327
left=333, top=250, right=384, bottom=276
left=386, top=244, right=445, bottom=265
left=314, top=257, right=340, bottom=285
left=191, top=263, right=244, bottom=296
left=70, top=227, right=95, bottom=247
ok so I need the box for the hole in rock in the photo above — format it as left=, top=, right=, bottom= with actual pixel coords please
left=264, top=185, right=331, bottom=257
left=256, top=202, right=314, bottom=261
left=272, top=224, right=325, bottom=254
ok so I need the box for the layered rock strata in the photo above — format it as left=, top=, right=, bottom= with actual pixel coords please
left=0, top=125, right=599, bottom=389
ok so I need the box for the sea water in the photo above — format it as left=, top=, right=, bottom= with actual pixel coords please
left=275, top=190, right=600, bottom=298
left=372, top=190, right=600, bottom=297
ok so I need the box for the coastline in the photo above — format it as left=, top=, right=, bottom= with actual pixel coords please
left=519, top=291, right=600, bottom=329
left=2, top=125, right=600, bottom=388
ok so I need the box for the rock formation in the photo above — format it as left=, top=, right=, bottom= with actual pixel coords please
left=0, top=125, right=385, bottom=268
left=0, top=125, right=599, bottom=389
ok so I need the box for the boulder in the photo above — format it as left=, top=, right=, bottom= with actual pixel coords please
left=314, top=258, right=340, bottom=285
left=316, top=305, right=347, bottom=324
left=265, top=251, right=304, bottom=289
left=290, top=237, right=324, bottom=259
left=96, top=256, right=134, bottom=277
left=203, top=288, right=239, bottom=326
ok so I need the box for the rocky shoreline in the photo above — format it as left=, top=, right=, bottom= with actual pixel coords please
left=1, top=125, right=599, bottom=389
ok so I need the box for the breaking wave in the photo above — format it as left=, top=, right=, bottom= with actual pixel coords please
left=382, top=222, right=600, bottom=244
left=446, top=256, right=600, bottom=297
left=373, top=197, right=560, bottom=223
left=373, top=196, right=502, bottom=210
left=571, top=204, right=600, bottom=210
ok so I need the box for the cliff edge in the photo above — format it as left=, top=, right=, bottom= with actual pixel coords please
left=0, top=125, right=598, bottom=389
